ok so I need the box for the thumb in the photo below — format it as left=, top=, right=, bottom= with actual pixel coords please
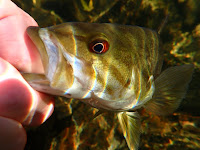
left=0, top=58, right=54, bottom=126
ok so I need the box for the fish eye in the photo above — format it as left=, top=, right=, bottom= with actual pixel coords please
left=89, top=39, right=109, bottom=54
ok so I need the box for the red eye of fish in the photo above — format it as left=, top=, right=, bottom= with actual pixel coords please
left=89, top=40, right=109, bottom=54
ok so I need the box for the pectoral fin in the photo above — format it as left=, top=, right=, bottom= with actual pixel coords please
left=145, top=64, right=194, bottom=115
left=118, top=112, right=141, bottom=150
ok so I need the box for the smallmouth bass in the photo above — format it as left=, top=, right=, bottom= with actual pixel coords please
left=23, top=22, right=194, bottom=150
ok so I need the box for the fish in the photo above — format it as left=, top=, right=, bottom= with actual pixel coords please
left=22, top=22, right=194, bottom=150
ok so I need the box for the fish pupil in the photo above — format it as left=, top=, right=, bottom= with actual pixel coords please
left=93, top=43, right=104, bottom=53
left=89, top=39, right=109, bottom=54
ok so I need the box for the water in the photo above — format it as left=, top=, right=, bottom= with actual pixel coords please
left=13, top=0, right=200, bottom=149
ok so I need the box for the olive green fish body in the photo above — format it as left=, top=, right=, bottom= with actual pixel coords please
left=23, top=22, right=194, bottom=150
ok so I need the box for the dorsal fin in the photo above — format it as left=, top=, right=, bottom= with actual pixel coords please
left=157, top=14, right=169, bottom=35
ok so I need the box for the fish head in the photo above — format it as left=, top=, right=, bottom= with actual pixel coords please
left=27, top=22, right=159, bottom=111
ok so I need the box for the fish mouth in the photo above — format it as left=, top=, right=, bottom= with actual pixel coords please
left=26, top=26, right=74, bottom=91
left=27, top=26, right=49, bottom=71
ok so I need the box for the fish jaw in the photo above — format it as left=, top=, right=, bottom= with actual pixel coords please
left=26, top=26, right=74, bottom=94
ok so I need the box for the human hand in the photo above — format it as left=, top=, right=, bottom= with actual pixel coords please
left=0, top=0, right=54, bottom=150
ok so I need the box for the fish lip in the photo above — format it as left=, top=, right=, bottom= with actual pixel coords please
left=26, top=26, right=42, bottom=47
left=27, top=26, right=39, bottom=37
left=27, top=26, right=62, bottom=83
left=26, top=26, right=49, bottom=72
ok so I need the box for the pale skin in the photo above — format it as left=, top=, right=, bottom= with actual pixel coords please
left=0, top=0, right=54, bottom=149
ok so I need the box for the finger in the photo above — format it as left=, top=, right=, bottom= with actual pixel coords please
left=0, top=0, right=43, bottom=73
left=0, top=58, right=54, bottom=126
left=0, top=116, right=26, bottom=150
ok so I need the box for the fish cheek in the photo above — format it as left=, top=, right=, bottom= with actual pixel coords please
left=55, top=34, right=77, bottom=56
left=50, top=56, right=74, bottom=91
